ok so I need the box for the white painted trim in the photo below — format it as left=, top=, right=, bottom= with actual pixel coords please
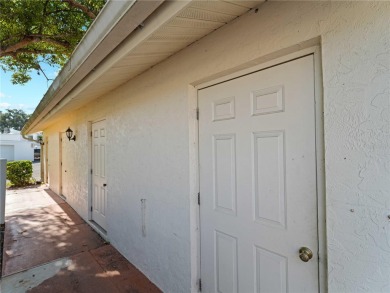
left=188, top=85, right=200, bottom=293
left=29, top=0, right=192, bottom=133
left=189, top=46, right=326, bottom=293
left=195, top=43, right=320, bottom=90
left=313, top=46, right=327, bottom=293
left=87, top=121, right=93, bottom=222
left=23, top=0, right=164, bottom=134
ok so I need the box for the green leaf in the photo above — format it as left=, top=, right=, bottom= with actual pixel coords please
left=0, top=0, right=106, bottom=84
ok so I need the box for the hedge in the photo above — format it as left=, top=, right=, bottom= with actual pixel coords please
left=6, top=160, right=33, bottom=186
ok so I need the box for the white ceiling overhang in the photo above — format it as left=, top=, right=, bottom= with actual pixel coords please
left=23, top=0, right=264, bottom=134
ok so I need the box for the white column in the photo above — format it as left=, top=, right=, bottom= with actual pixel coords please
left=0, top=158, right=6, bottom=226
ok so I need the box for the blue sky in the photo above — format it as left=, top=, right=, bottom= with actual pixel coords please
left=0, top=63, right=59, bottom=114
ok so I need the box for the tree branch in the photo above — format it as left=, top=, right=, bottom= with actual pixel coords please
left=2, top=33, right=71, bottom=43
left=1, top=49, right=56, bottom=57
left=62, top=0, right=96, bottom=19
left=0, top=0, right=105, bottom=84
left=0, top=36, right=71, bottom=57
left=30, top=33, right=75, bottom=38
left=40, top=38, right=71, bottom=49
left=37, top=64, right=53, bottom=82
left=1, top=36, right=39, bottom=55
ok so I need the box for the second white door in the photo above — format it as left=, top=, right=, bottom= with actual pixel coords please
left=92, top=120, right=107, bottom=230
left=61, top=132, right=70, bottom=199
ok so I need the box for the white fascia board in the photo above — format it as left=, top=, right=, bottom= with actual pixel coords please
left=39, top=0, right=194, bottom=127
left=57, top=0, right=139, bottom=91
left=23, top=0, right=164, bottom=134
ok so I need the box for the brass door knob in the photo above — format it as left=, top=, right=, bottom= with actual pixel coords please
left=299, top=247, right=313, bottom=262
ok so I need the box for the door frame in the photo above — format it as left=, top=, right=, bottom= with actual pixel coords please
left=88, top=118, right=109, bottom=240
left=188, top=46, right=326, bottom=292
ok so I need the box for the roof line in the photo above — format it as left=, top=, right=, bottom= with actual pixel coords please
left=22, top=0, right=165, bottom=135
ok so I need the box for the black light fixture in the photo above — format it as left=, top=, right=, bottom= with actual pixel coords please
left=65, top=127, right=76, bottom=141
left=38, top=136, right=44, bottom=145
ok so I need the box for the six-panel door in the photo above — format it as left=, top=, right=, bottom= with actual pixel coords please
left=92, top=120, right=107, bottom=230
left=61, top=132, right=70, bottom=199
left=199, top=55, right=319, bottom=292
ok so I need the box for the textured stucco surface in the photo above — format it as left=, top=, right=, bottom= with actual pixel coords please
left=43, top=2, right=390, bottom=292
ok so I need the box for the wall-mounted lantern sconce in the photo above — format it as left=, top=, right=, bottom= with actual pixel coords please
left=66, top=127, right=76, bottom=141
left=38, top=136, right=44, bottom=145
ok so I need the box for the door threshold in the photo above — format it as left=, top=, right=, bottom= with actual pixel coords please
left=88, top=220, right=108, bottom=242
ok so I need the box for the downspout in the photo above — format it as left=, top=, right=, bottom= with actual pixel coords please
left=22, top=134, right=44, bottom=183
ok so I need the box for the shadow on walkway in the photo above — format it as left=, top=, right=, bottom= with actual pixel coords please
left=1, top=186, right=160, bottom=293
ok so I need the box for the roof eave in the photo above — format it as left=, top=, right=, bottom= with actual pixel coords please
left=22, top=0, right=165, bottom=135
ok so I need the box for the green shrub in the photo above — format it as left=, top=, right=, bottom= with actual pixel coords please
left=6, top=160, right=33, bottom=186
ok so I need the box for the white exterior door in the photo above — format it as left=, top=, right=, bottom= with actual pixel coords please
left=199, top=55, right=319, bottom=292
left=92, top=120, right=107, bottom=230
left=61, top=133, right=70, bottom=199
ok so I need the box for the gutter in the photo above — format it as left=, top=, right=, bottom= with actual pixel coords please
left=22, top=0, right=164, bottom=135
left=21, top=134, right=42, bottom=145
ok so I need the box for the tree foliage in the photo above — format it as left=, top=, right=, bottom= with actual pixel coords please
left=0, top=108, right=31, bottom=133
left=0, top=0, right=105, bottom=84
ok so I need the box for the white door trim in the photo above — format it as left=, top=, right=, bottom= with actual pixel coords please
left=88, top=121, right=93, bottom=221
left=188, top=46, right=326, bottom=293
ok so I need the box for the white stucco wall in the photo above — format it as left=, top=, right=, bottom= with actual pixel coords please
left=42, top=2, right=390, bottom=292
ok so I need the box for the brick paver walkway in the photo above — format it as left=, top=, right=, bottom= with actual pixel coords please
left=1, top=186, right=161, bottom=293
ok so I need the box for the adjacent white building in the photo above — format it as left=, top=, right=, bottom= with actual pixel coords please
left=22, top=1, right=390, bottom=292
left=0, top=129, right=38, bottom=162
